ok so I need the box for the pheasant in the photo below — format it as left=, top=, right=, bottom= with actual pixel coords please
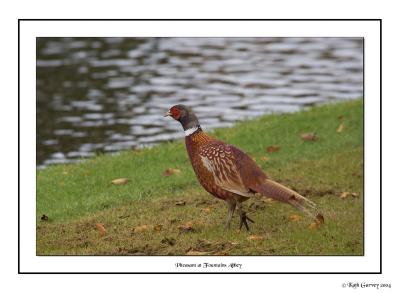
left=165, top=104, right=324, bottom=230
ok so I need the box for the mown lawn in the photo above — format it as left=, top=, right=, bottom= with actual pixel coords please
left=37, top=99, right=363, bottom=255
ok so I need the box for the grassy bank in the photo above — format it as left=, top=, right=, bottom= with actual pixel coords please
left=37, top=99, right=363, bottom=255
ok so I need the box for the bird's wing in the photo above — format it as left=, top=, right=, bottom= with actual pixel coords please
left=199, top=142, right=255, bottom=197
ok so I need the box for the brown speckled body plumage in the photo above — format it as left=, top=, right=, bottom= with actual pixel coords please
left=185, top=129, right=243, bottom=201
left=166, top=104, right=323, bottom=230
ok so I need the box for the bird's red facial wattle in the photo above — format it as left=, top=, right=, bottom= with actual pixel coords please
left=165, top=106, right=181, bottom=120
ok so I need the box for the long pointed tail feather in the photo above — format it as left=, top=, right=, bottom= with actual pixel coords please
left=253, top=179, right=324, bottom=223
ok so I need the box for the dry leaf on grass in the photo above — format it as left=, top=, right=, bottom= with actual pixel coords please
left=308, top=222, right=319, bottom=230
left=200, top=207, right=212, bottom=213
left=111, top=178, right=130, bottom=185
left=179, top=222, right=195, bottom=233
left=247, top=235, right=264, bottom=241
left=40, top=214, right=49, bottom=221
left=300, top=132, right=318, bottom=141
left=153, top=224, right=163, bottom=232
left=340, top=191, right=359, bottom=199
left=266, top=145, right=281, bottom=153
left=163, top=168, right=182, bottom=176
left=289, top=214, right=301, bottom=222
left=175, top=201, right=186, bottom=206
left=133, top=224, right=149, bottom=233
left=336, top=123, right=345, bottom=133
left=95, top=223, right=106, bottom=236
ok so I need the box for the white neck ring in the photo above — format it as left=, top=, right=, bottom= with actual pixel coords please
left=184, top=126, right=199, bottom=136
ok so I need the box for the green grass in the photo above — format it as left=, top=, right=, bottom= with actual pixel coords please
left=37, top=99, right=363, bottom=255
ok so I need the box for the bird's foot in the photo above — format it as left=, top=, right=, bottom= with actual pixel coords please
left=239, top=212, right=255, bottom=231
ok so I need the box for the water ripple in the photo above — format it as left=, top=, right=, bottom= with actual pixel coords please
left=37, top=37, right=363, bottom=167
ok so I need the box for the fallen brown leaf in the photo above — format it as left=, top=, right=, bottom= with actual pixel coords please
left=266, top=145, right=281, bottom=153
left=340, top=191, right=349, bottom=199
left=153, top=224, right=163, bottom=231
left=308, top=222, right=319, bottom=230
left=336, top=123, right=345, bottom=133
left=247, top=235, right=264, bottom=241
left=289, top=214, right=301, bottom=222
left=163, top=168, right=182, bottom=176
left=179, top=225, right=194, bottom=232
left=40, top=214, right=48, bottom=221
left=179, top=222, right=195, bottom=232
left=200, top=207, right=212, bottom=213
left=95, top=223, right=106, bottom=236
left=175, top=201, right=186, bottom=206
left=111, top=178, right=130, bottom=185
left=341, top=191, right=359, bottom=199
left=133, top=224, right=149, bottom=233
left=301, top=132, right=318, bottom=141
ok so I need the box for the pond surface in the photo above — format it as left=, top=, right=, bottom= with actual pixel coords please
left=37, top=37, right=363, bottom=167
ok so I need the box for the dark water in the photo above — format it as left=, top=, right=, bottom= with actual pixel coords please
left=37, top=37, right=363, bottom=167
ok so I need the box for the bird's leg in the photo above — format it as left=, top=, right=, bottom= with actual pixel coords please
left=225, top=201, right=236, bottom=230
left=237, top=202, right=255, bottom=231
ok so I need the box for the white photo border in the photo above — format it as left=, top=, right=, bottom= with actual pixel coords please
left=19, top=19, right=381, bottom=274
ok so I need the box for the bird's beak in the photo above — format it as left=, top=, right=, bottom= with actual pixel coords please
left=164, top=110, right=172, bottom=117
